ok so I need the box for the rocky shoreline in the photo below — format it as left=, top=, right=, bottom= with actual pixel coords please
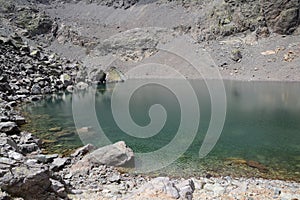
left=0, top=35, right=299, bottom=199
left=1, top=0, right=300, bottom=199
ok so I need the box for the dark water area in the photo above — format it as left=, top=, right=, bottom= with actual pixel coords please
left=22, top=80, right=300, bottom=181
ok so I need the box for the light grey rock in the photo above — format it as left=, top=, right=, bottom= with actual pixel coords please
left=7, top=151, right=24, bottom=161
left=51, top=157, right=69, bottom=171
left=108, top=173, right=121, bottom=183
left=78, top=141, right=134, bottom=168
left=0, top=157, right=16, bottom=167
left=203, top=183, right=225, bottom=195
left=0, top=122, right=19, bottom=135
left=127, top=177, right=180, bottom=199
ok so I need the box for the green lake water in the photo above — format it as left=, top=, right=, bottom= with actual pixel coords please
left=22, top=80, right=300, bottom=181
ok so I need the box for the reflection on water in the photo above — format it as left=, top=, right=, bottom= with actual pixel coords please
left=22, top=80, right=300, bottom=181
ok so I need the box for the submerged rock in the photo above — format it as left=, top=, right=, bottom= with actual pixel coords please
left=48, top=127, right=62, bottom=132
left=246, top=160, right=268, bottom=172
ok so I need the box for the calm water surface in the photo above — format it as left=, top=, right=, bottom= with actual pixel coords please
left=22, top=80, right=300, bottom=181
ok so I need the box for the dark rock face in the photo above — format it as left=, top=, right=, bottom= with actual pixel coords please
left=0, top=166, right=52, bottom=199
left=0, top=122, right=20, bottom=135
left=14, top=7, right=54, bottom=37
left=263, top=0, right=300, bottom=34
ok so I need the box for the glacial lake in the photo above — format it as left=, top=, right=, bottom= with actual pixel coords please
left=22, top=80, right=300, bottom=181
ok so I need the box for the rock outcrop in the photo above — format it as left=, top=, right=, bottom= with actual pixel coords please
left=194, top=0, right=300, bottom=42
left=95, top=27, right=170, bottom=61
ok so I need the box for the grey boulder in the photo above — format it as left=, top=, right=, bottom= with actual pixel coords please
left=0, top=122, right=19, bottom=135
left=71, top=141, right=134, bottom=173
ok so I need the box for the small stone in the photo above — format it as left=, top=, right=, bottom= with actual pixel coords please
left=231, top=49, right=242, bottom=62
left=109, top=174, right=121, bottom=183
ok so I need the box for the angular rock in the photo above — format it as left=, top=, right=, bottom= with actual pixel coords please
left=7, top=151, right=24, bottom=161
left=70, top=142, right=134, bottom=175
left=51, top=157, right=69, bottom=171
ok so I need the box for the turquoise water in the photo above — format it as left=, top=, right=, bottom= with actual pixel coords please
left=22, top=80, right=300, bottom=180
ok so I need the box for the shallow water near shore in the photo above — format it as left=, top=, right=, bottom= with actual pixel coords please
left=22, top=80, right=300, bottom=181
